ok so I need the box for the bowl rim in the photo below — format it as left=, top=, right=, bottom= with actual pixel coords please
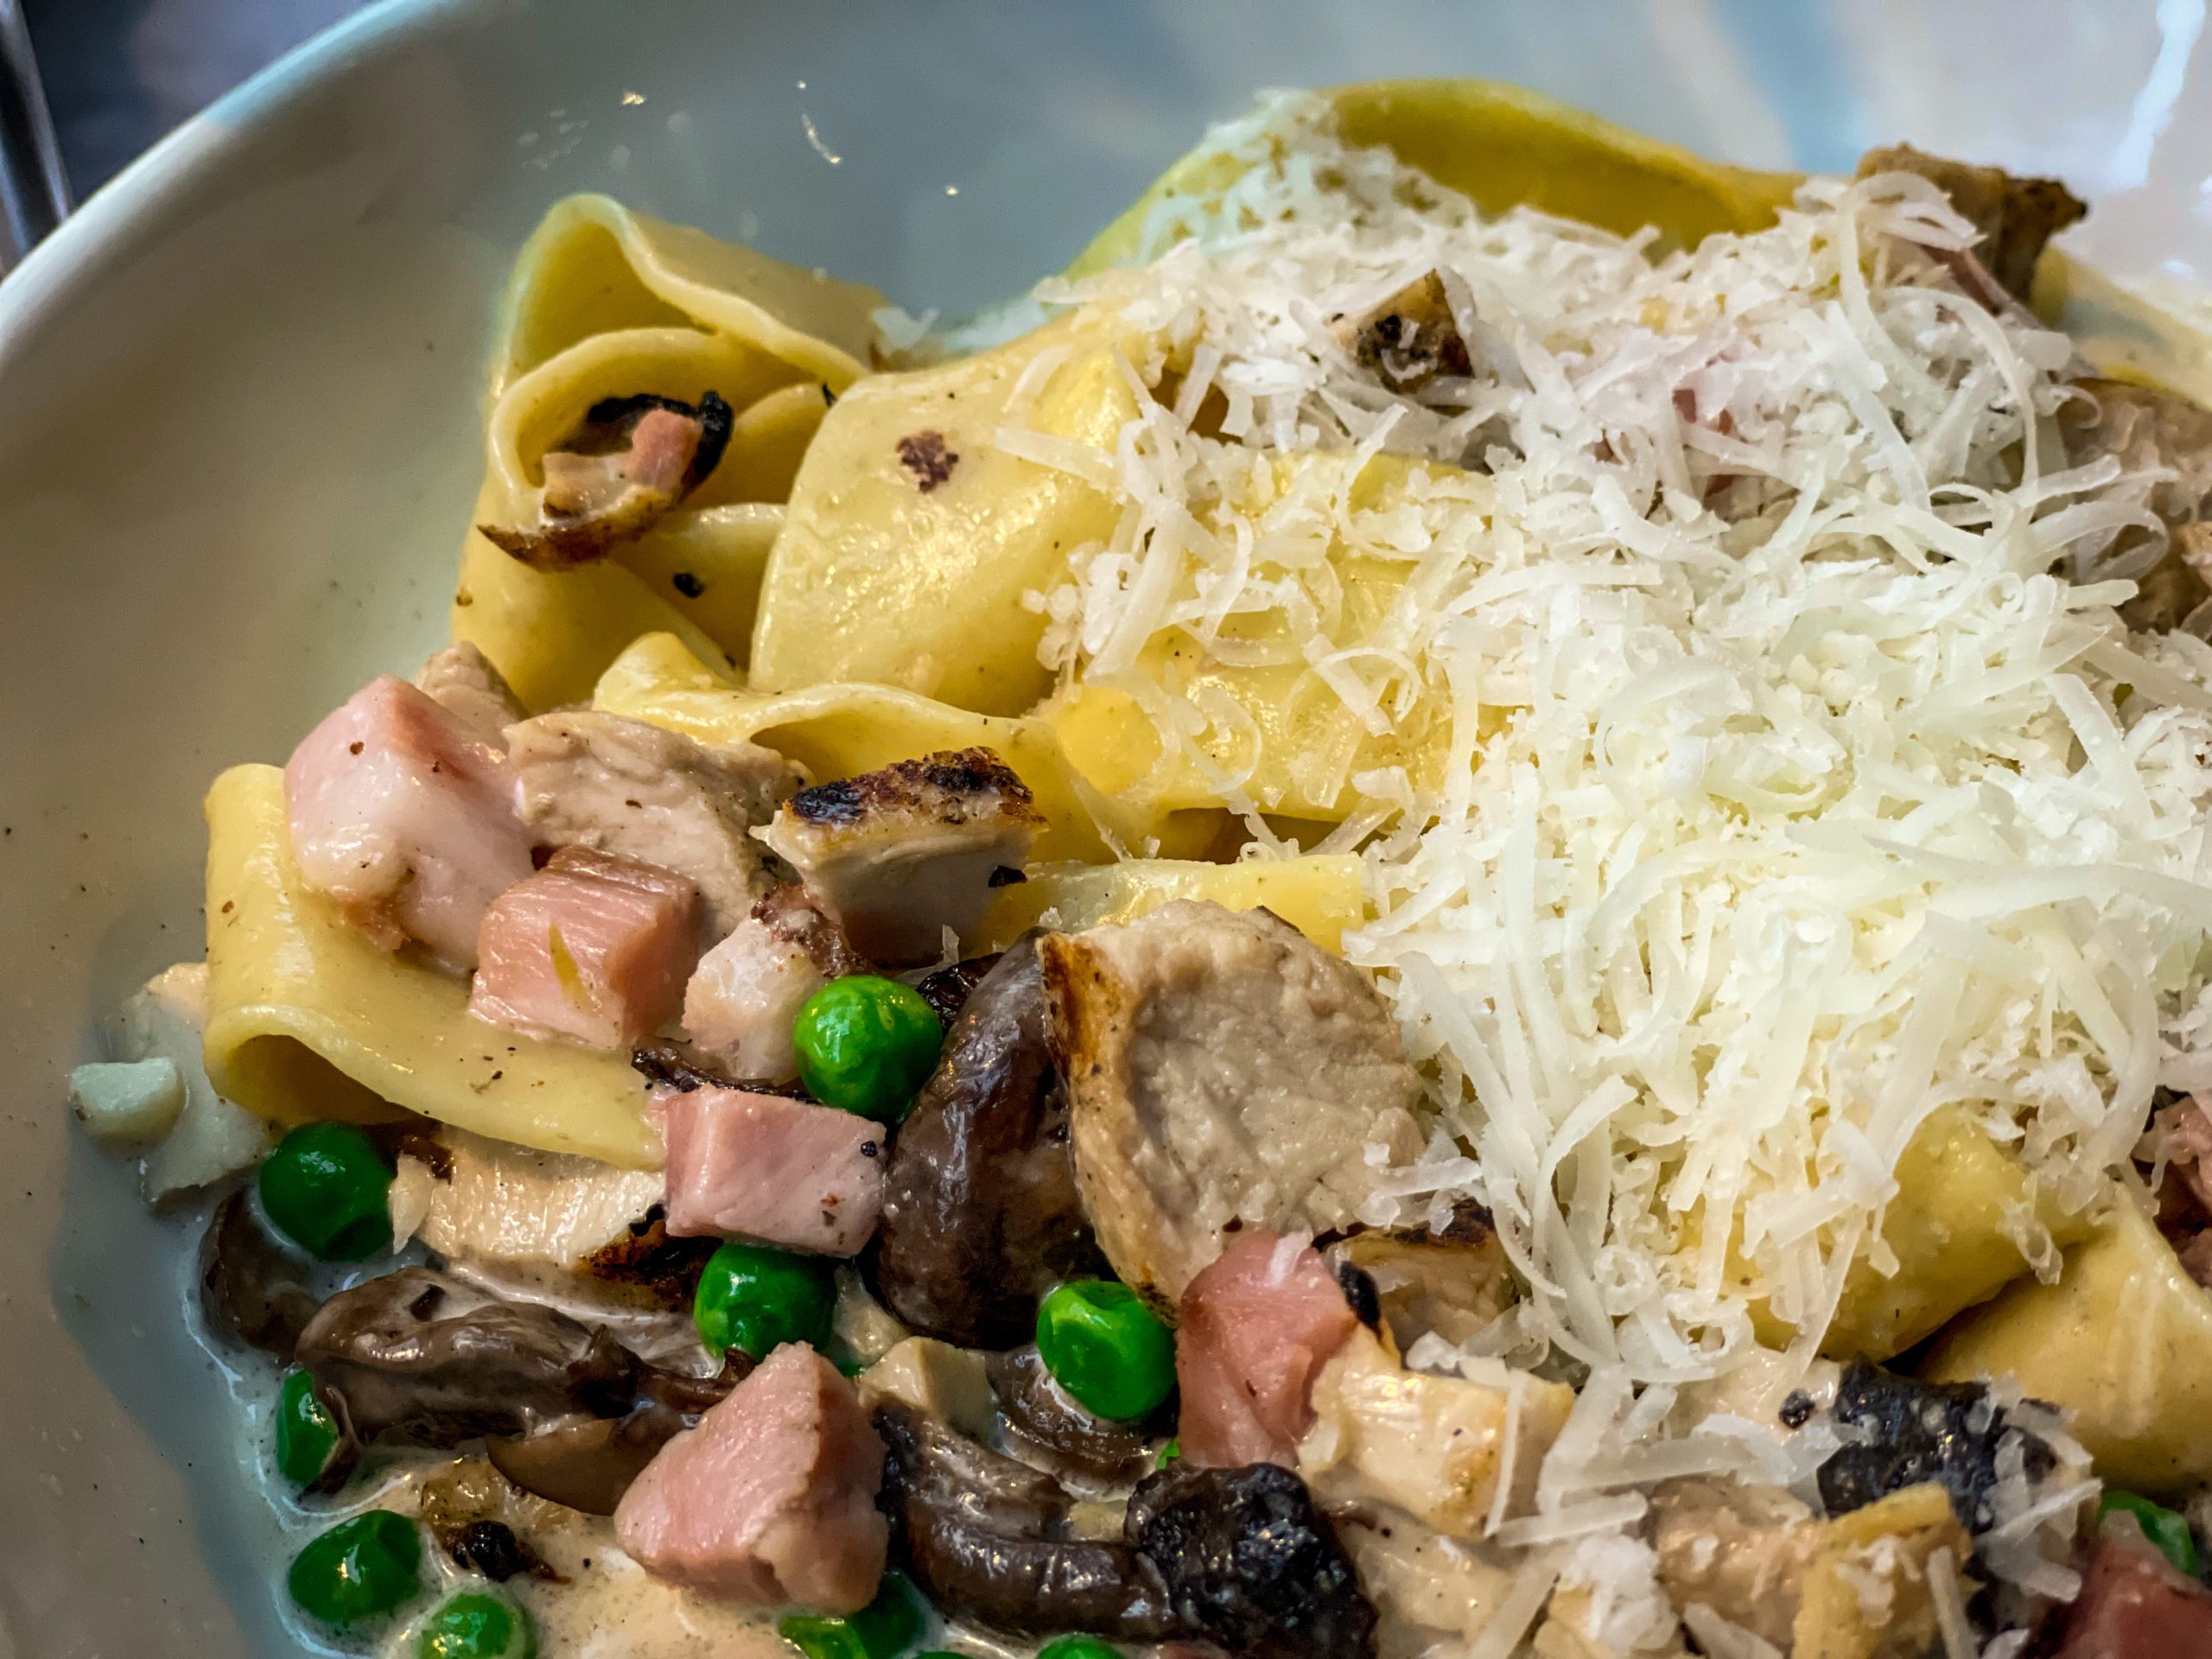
left=0, top=0, right=466, bottom=351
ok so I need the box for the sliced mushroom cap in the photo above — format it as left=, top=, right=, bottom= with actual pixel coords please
left=989, top=1344, right=1163, bottom=1486
left=417, top=1459, right=570, bottom=1582
left=874, top=1402, right=1181, bottom=1642
left=874, top=937, right=1107, bottom=1347
left=199, top=1187, right=320, bottom=1360
left=1854, top=143, right=2087, bottom=303
left=1335, top=270, right=1473, bottom=391
left=481, top=391, right=734, bottom=570
left=1816, top=1360, right=2053, bottom=1531
left=916, top=952, right=1003, bottom=1027
left=483, top=1362, right=738, bottom=1518
left=296, top=1267, right=640, bottom=1447
left=1321, top=1198, right=1516, bottom=1351
left=1127, top=1460, right=1377, bottom=1659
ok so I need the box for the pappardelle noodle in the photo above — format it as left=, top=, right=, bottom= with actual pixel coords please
left=73, top=80, right=2212, bottom=1659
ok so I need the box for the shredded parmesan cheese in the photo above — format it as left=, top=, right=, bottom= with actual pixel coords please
left=1016, top=92, right=2212, bottom=1390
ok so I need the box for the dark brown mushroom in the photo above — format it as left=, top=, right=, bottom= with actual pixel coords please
left=485, top=1362, right=743, bottom=1516
left=1854, top=144, right=2085, bottom=307
left=296, top=1267, right=639, bottom=1448
left=916, top=953, right=1003, bottom=1028
left=988, top=1344, right=1162, bottom=1485
left=199, top=1188, right=320, bottom=1360
left=1336, top=271, right=1473, bottom=391
left=480, top=391, right=734, bottom=570
left=874, top=1402, right=1183, bottom=1642
left=632, top=1041, right=809, bottom=1101
left=872, top=938, right=1107, bottom=1347
left=1127, top=1461, right=1377, bottom=1659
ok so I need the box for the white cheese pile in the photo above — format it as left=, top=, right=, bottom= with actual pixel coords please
left=1028, top=92, right=2212, bottom=1379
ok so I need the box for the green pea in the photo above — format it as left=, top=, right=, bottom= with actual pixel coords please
left=792, top=976, right=942, bottom=1121
left=1155, top=1437, right=1180, bottom=1471
left=418, top=1592, right=535, bottom=1659
left=258, top=1122, right=394, bottom=1260
left=2101, top=1489, right=2201, bottom=1576
left=694, top=1241, right=836, bottom=1361
left=1036, top=1281, right=1176, bottom=1422
left=287, top=1510, right=421, bottom=1629
left=777, top=1572, right=923, bottom=1659
left=1038, top=1638, right=1122, bottom=1659
left=275, top=1369, right=343, bottom=1488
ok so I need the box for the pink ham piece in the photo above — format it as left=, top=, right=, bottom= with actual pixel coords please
left=470, top=847, right=703, bottom=1049
left=1175, top=1230, right=1360, bottom=1469
left=284, top=674, right=533, bottom=969
left=2054, top=1529, right=2212, bottom=1656
left=615, top=1343, right=888, bottom=1612
left=660, top=1085, right=887, bottom=1255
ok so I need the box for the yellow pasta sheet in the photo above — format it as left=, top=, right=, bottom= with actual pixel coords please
left=492, top=194, right=882, bottom=397
left=747, top=308, right=1141, bottom=716
left=594, top=633, right=1217, bottom=867
left=1068, top=79, right=1800, bottom=276
left=1044, top=451, right=1483, bottom=821
left=201, top=765, right=660, bottom=1168
left=974, top=855, right=1368, bottom=955
left=1928, top=1192, right=2211, bottom=1495
left=1748, top=1105, right=2094, bottom=1362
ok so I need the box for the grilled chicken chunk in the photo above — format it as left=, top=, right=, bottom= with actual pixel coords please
left=505, top=709, right=795, bottom=937
left=614, top=1343, right=888, bottom=1612
left=760, top=748, right=1043, bottom=967
left=414, top=641, right=524, bottom=749
left=286, top=674, right=534, bottom=969
left=470, top=846, right=703, bottom=1049
left=680, top=884, right=861, bottom=1083
left=482, top=391, right=735, bottom=570
left=1856, top=143, right=2086, bottom=303
left=658, top=1084, right=888, bottom=1255
left=1336, top=270, right=1473, bottom=391
left=1649, top=1478, right=1824, bottom=1649
left=1297, top=1326, right=1572, bottom=1538
left=1039, top=901, right=1427, bottom=1309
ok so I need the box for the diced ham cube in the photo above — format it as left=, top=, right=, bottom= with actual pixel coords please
left=683, top=914, right=825, bottom=1084
left=470, top=847, right=703, bottom=1049
left=2055, top=1529, right=2212, bottom=1657
left=660, top=1085, right=887, bottom=1255
left=614, top=1343, right=888, bottom=1612
left=284, top=674, right=533, bottom=969
left=1175, top=1230, right=1359, bottom=1469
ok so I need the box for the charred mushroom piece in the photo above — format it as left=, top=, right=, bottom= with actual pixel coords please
left=760, top=749, right=1044, bottom=967
left=917, top=953, right=1003, bottom=1028
left=1856, top=143, right=2087, bottom=303
left=486, top=1363, right=741, bottom=1516
left=1321, top=1199, right=1516, bottom=1350
left=296, top=1267, right=640, bottom=1447
left=1816, top=1359, right=2053, bottom=1531
left=1127, top=1460, right=1377, bottom=1659
left=874, top=1402, right=1182, bottom=1642
left=480, top=391, right=734, bottom=570
left=200, top=1188, right=321, bottom=1360
left=417, top=1459, right=569, bottom=1582
left=1336, top=270, right=1472, bottom=391
left=874, top=938, right=1107, bottom=1347
left=989, top=1344, right=1163, bottom=1485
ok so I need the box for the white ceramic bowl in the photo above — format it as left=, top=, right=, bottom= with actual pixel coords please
left=3, top=2, right=2208, bottom=1651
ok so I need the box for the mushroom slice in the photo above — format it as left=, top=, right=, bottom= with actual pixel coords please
left=1039, top=900, right=1427, bottom=1310
left=1855, top=143, right=2086, bottom=303
left=296, top=1267, right=640, bottom=1447
left=1127, top=1460, right=1378, bottom=1659
left=2057, top=379, right=2212, bottom=632
left=874, top=937, right=1106, bottom=1347
left=199, top=1187, right=319, bottom=1360
left=481, top=391, right=734, bottom=570
left=1815, top=1360, right=2053, bottom=1532
left=874, top=1402, right=1182, bottom=1642
left=1323, top=1198, right=1516, bottom=1350
left=760, top=748, right=1044, bottom=967
left=989, top=1344, right=1162, bottom=1485
left=1335, top=270, right=1472, bottom=391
